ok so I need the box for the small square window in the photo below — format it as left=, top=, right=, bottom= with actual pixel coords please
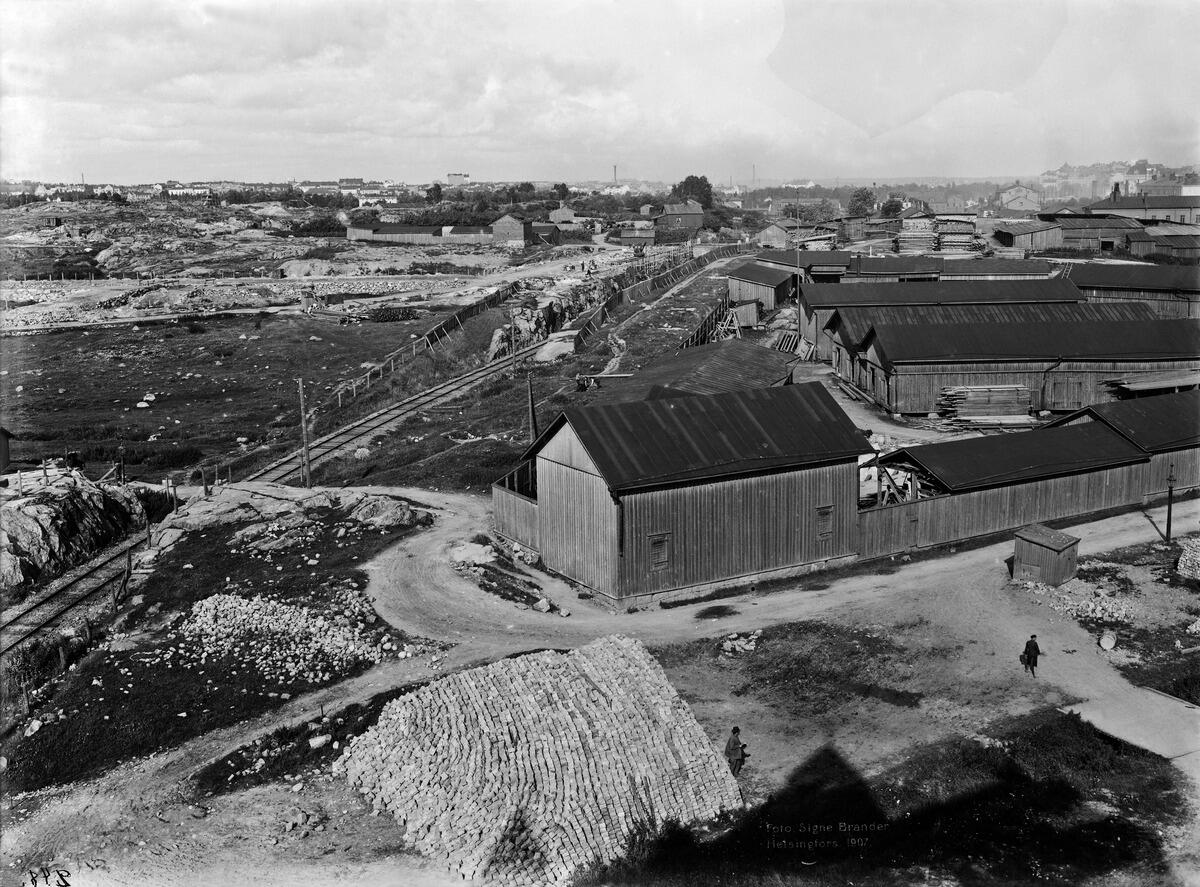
left=649, top=533, right=671, bottom=570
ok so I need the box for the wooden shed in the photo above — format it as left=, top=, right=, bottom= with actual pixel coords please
left=1045, top=389, right=1200, bottom=498
left=1012, top=525, right=1080, bottom=586
left=1066, top=264, right=1200, bottom=318
left=491, top=384, right=873, bottom=605
left=726, top=262, right=793, bottom=311
left=859, top=318, right=1200, bottom=414
left=993, top=221, right=1063, bottom=251
left=797, top=278, right=1085, bottom=362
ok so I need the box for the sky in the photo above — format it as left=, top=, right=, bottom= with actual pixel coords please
left=1, top=0, right=1198, bottom=185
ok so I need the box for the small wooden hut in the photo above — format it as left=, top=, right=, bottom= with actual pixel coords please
left=1012, top=524, right=1080, bottom=586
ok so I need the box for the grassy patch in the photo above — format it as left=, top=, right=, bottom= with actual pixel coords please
left=578, top=709, right=1186, bottom=886
left=2, top=507, right=434, bottom=792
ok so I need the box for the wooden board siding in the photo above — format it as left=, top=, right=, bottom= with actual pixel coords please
left=728, top=277, right=784, bottom=311
left=1081, top=290, right=1199, bottom=319
left=1013, top=537, right=1077, bottom=585
left=864, top=359, right=1200, bottom=414
left=857, top=462, right=1147, bottom=558
left=535, top=424, right=618, bottom=595
left=1147, top=450, right=1200, bottom=497
left=492, top=486, right=539, bottom=549
left=801, top=305, right=837, bottom=359
left=616, top=462, right=859, bottom=597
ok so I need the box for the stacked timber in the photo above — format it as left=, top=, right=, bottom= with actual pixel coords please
left=895, top=229, right=938, bottom=252
left=336, top=635, right=742, bottom=886
left=937, top=385, right=1031, bottom=417
left=938, top=231, right=979, bottom=252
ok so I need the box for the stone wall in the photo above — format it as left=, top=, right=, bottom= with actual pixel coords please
left=336, top=635, right=741, bottom=885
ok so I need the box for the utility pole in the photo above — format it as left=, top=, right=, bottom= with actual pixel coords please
left=526, top=373, right=539, bottom=444
left=510, top=310, right=517, bottom=376
left=613, top=164, right=617, bottom=185
left=297, top=378, right=313, bottom=488
left=1166, top=463, right=1176, bottom=541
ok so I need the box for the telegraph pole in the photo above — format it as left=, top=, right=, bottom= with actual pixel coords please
left=1166, top=463, right=1177, bottom=541
left=297, top=378, right=313, bottom=487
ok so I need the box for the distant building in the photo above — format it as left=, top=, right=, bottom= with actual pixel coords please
left=655, top=200, right=704, bottom=230
left=447, top=173, right=470, bottom=186
left=492, top=213, right=535, bottom=246
left=1085, top=195, right=1200, bottom=225
left=548, top=204, right=576, bottom=224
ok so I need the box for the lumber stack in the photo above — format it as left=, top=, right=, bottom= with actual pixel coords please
left=938, top=231, right=979, bottom=251
left=336, top=635, right=742, bottom=886
left=895, top=230, right=938, bottom=253
left=937, top=385, right=1031, bottom=417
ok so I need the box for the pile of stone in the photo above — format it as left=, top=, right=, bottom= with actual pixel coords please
left=176, top=593, right=408, bottom=684
left=721, top=630, right=762, bottom=656
left=336, top=635, right=741, bottom=885
left=1025, top=580, right=1136, bottom=623
left=1177, top=540, right=1200, bottom=581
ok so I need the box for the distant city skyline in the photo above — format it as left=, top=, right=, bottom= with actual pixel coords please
left=2, top=0, right=1197, bottom=185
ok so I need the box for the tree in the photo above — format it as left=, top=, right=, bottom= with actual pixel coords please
left=880, top=198, right=904, bottom=218
left=669, top=175, right=714, bottom=209
left=516, top=181, right=535, bottom=195
left=846, top=187, right=875, bottom=217
left=425, top=183, right=443, bottom=204
left=552, top=182, right=569, bottom=200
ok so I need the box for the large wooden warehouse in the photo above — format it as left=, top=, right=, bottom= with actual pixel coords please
left=726, top=262, right=794, bottom=312
left=797, top=278, right=1085, bottom=360
left=492, top=384, right=873, bottom=605
left=823, top=301, right=1157, bottom=395
left=756, top=250, right=853, bottom=283
left=857, top=318, right=1200, bottom=414
left=1066, top=263, right=1200, bottom=318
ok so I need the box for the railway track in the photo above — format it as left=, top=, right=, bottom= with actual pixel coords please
left=244, top=342, right=547, bottom=485
left=0, top=535, right=146, bottom=659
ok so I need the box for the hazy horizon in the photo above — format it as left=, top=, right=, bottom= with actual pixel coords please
left=2, top=0, right=1197, bottom=185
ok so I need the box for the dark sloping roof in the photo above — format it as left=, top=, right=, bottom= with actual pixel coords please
left=1055, top=216, right=1144, bottom=230
left=1087, top=196, right=1200, bottom=210
left=530, top=383, right=872, bottom=493
left=1015, top=524, right=1080, bottom=552
left=994, top=220, right=1060, bottom=236
left=847, top=256, right=941, bottom=276
left=800, top=279, right=1082, bottom=309
left=757, top=250, right=853, bottom=270
left=878, top=423, right=1148, bottom=493
left=353, top=223, right=443, bottom=234
left=1045, top=390, right=1200, bottom=453
left=593, top=339, right=796, bottom=405
left=939, top=259, right=1054, bottom=277
left=827, top=301, right=1156, bottom=352
left=1064, top=263, right=1200, bottom=295
left=867, top=319, right=1200, bottom=365
left=727, top=262, right=794, bottom=287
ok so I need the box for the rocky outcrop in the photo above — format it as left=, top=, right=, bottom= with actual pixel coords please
left=1, top=472, right=147, bottom=590
left=336, top=635, right=742, bottom=886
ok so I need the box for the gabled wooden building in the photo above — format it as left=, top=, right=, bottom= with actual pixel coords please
left=492, top=384, right=872, bottom=605
left=1045, top=389, right=1200, bottom=497
left=797, top=278, right=1084, bottom=361
left=726, top=262, right=794, bottom=312
left=1066, top=263, right=1200, bottom=318
left=858, top=318, right=1200, bottom=414
left=756, top=250, right=853, bottom=283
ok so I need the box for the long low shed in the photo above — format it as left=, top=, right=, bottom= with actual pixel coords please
left=1066, top=263, right=1200, bottom=318
left=823, top=301, right=1157, bottom=392
left=1045, top=389, right=1200, bottom=496
left=862, top=423, right=1150, bottom=559
left=798, top=278, right=1085, bottom=360
left=858, top=318, right=1200, bottom=413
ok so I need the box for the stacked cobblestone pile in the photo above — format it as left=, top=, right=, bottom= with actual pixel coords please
left=1177, top=540, right=1200, bottom=581
left=336, top=635, right=741, bottom=885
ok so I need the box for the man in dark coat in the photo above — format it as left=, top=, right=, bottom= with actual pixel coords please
left=1024, top=635, right=1042, bottom=677
left=725, top=726, right=747, bottom=776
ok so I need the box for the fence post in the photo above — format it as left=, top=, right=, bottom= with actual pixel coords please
left=58, top=642, right=68, bottom=673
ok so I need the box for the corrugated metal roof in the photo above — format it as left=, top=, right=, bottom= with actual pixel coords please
left=847, top=256, right=941, bottom=276
left=801, top=279, right=1082, bottom=309
left=1045, top=390, right=1200, bottom=453
left=878, top=423, right=1148, bottom=492
left=868, top=319, right=1200, bottom=365
left=1055, top=217, right=1144, bottom=230
left=939, top=259, right=1054, bottom=277
left=593, top=339, right=797, bottom=405
left=994, top=221, right=1060, bottom=236
left=529, top=383, right=872, bottom=493
left=1065, top=263, right=1200, bottom=295
left=727, top=263, right=794, bottom=287
left=827, top=301, right=1156, bottom=351
left=757, top=250, right=853, bottom=270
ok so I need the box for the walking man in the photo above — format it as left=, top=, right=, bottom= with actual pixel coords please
left=1024, top=634, right=1042, bottom=678
left=725, top=726, right=747, bottom=776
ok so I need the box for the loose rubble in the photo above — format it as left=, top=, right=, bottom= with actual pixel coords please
left=722, top=630, right=763, bottom=656
left=1177, top=540, right=1200, bottom=581
left=336, top=635, right=742, bottom=886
